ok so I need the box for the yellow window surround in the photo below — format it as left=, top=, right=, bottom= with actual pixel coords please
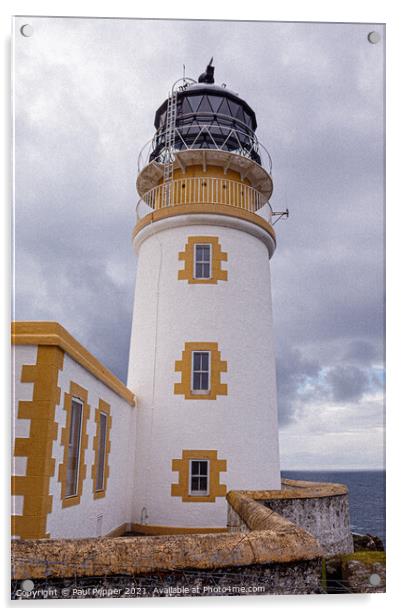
left=174, top=342, right=227, bottom=400
left=178, top=236, right=227, bottom=284
left=171, top=450, right=227, bottom=503
left=58, top=381, right=90, bottom=508
left=91, top=399, right=112, bottom=499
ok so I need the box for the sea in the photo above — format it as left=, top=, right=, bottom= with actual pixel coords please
left=281, top=470, right=386, bottom=548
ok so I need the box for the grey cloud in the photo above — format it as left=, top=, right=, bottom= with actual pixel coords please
left=276, top=346, right=321, bottom=426
left=325, top=364, right=369, bottom=403
left=343, top=339, right=380, bottom=363
left=13, top=17, right=385, bottom=469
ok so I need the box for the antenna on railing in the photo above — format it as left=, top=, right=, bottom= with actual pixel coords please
left=271, top=209, right=289, bottom=225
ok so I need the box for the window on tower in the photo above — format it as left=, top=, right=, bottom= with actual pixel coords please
left=189, top=459, right=210, bottom=496
left=178, top=236, right=227, bottom=285
left=192, top=351, right=210, bottom=393
left=193, top=243, right=212, bottom=279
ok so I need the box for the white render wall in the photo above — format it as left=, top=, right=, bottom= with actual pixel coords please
left=47, top=354, right=135, bottom=538
left=128, top=216, right=281, bottom=529
left=12, top=344, right=135, bottom=539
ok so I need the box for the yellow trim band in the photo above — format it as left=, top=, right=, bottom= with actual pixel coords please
left=133, top=203, right=276, bottom=243
left=12, top=322, right=135, bottom=406
left=131, top=524, right=228, bottom=535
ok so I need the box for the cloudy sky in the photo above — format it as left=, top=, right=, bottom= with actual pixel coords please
left=13, top=16, right=385, bottom=470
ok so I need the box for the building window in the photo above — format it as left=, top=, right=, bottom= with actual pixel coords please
left=174, top=342, right=227, bottom=400
left=59, top=381, right=90, bottom=508
left=189, top=460, right=209, bottom=496
left=192, top=351, right=210, bottom=393
left=95, top=412, right=107, bottom=492
left=92, top=399, right=112, bottom=499
left=178, top=236, right=227, bottom=284
left=65, top=398, right=83, bottom=498
left=171, top=449, right=227, bottom=502
left=194, top=243, right=212, bottom=279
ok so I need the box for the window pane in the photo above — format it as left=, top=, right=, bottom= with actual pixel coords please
left=201, top=247, right=210, bottom=263
left=189, top=95, right=203, bottom=112
left=227, top=100, right=240, bottom=117
left=195, top=245, right=204, bottom=260
left=191, top=476, right=199, bottom=491
left=201, top=263, right=210, bottom=278
left=180, top=98, right=193, bottom=114
left=201, top=353, right=209, bottom=371
left=199, top=461, right=208, bottom=475
left=66, top=399, right=82, bottom=497
left=193, top=352, right=201, bottom=370
left=199, top=96, right=213, bottom=112
left=195, top=263, right=204, bottom=278
left=96, top=413, right=107, bottom=491
left=193, top=372, right=201, bottom=390
left=209, top=96, right=222, bottom=112
left=201, top=372, right=209, bottom=390
left=192, top=460, right=200, bottom=474
left=199, top=476, right=208, bottom=492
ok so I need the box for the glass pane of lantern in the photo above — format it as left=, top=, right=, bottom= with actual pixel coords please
left=217, top=98, right=231, bottom=116
left=209, top=95, right=222, bottom=112
left=188, top=95, right=203, bottom=111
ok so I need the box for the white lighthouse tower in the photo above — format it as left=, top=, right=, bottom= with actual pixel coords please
left=128, top=61, right=282, bottom=533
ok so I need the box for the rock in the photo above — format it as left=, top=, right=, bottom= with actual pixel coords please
left=324, top=550, right=385, bottom=594
left=352, top=533, right=384, bottom=552
left=341, top=551, right=385, bottom=593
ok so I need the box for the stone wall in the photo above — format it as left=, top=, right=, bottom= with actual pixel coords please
left=227, top=480, right=354, bottom=557
left=13, top=480, right=356, bottom=598
left=262, top=494, right=353, bottom=556
left=11, top=560, right=323, bottom=599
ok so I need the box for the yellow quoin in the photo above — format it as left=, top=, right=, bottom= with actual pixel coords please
left=174, top=342, right=228, bottom=399
left=178, top=236, right=228, bottom=284
left=171, top=450, right=227, bottom=503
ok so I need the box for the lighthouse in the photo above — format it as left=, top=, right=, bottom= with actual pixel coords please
left=127, top=61, right=282, bottom=532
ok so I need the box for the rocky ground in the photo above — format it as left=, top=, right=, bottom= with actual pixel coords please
left=324, top=533, right=385, bottom=594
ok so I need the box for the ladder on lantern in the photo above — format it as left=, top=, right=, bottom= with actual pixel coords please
left=162, top=89, right=178, bottom=207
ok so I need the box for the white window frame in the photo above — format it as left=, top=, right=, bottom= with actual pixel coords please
left=65, top=397, right=83, bottom=498
left=95, top=411, right=108, bottom=492
left=191, top=350, right=211, bottom=394
left=193, top=243, right=212, bottom=280
left=189, top=459, right=210, bottom=496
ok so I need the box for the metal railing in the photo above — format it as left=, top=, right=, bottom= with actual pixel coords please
left=136, top=176, right=272, bottom=222
left=137, top=125, right=272, bottom=175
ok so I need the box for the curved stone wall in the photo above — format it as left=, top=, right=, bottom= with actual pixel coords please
left=228, top=479, right=354, bottom=557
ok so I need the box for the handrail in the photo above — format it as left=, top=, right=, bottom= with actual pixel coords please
left=136, top=176, right=270, bottom=221
left=137, top=125, right=272, bottom=175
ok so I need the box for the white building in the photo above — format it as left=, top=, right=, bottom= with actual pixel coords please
left=12, top=63, right=283, bottom=538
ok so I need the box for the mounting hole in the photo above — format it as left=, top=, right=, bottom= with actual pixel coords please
left=20, top=24, right=33, bottom=37
left=369, top=573, right=381, bottom=586
left=21, top=579, right=34, bottom=591
left=368, top=31, right=380, bottom=44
